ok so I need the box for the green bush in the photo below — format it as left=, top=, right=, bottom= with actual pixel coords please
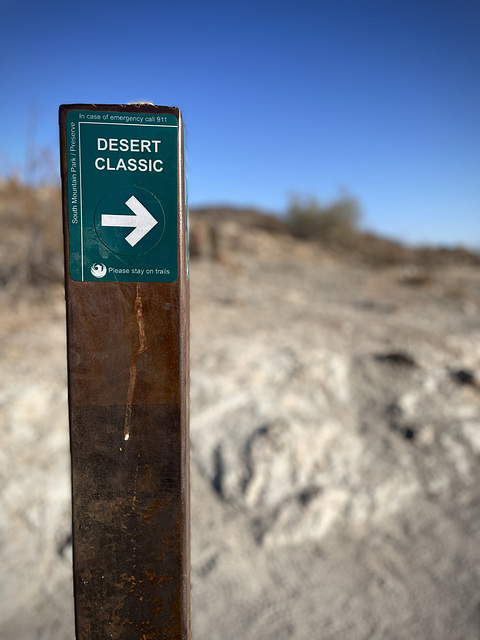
left=287, top=194, right=361, bottom=241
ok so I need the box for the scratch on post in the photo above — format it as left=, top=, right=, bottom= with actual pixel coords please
left=124, top=284, right=147, bottom=441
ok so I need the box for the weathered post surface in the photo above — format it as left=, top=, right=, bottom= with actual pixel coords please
left=59, top=104, right=190, bottom=640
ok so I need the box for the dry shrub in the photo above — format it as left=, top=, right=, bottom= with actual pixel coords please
left=286, top=194, right=480, bottom=269
left=287, top=194, right=361, bottom=242
left=0, top=178, right=63, bottom=292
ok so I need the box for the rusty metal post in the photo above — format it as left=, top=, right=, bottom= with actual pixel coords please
left=59, top=104, right=190, bottom=640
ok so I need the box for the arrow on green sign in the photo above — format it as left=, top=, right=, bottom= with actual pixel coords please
left=101, top=195, right=158, bottom=247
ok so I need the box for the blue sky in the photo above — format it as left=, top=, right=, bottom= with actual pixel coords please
left=1, top=0, right=479, bottom=247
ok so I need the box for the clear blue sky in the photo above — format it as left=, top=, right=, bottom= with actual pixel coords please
left=1, top=0, right=479, bottom=247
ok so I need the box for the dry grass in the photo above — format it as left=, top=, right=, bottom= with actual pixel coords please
left=0, top=179, right=63, bottom=292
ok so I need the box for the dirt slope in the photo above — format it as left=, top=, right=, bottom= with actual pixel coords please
left=1, top=205, right=480, bottom=639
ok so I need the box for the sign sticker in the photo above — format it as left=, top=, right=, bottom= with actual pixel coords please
left=66, top=109, right=178, bottom=282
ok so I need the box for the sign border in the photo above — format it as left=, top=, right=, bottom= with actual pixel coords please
left=61, top=104, right=182, bottom=284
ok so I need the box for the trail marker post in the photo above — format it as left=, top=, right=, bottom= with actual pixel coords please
left=59, top=104, right=190, bottom=640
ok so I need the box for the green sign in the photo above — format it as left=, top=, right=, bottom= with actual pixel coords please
left=66, top=110, right=178, bottom=282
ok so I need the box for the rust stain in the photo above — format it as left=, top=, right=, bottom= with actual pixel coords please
left=142, top=571, right=172, bottom=586
left=135, top=283, right=147, bottom=355
left=124, top=284, right=148, bottom=442
left=151, top=598, right=164, bottom=617
left=143, top=498, right=172, bottom=522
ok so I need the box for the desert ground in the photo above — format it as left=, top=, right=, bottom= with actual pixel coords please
left=1, top=183, right=480, bottom=638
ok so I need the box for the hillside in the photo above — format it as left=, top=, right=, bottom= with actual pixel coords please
left=1, top=183, right=480, bottom=638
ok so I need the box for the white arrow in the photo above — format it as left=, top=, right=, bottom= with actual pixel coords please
left=101, top=195, right=158, bottom=247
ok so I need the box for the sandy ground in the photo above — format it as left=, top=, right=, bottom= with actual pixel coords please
left=1, top=220, right=480, bottom=639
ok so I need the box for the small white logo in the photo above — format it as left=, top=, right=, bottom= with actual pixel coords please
left=91, top=263, right=107, bottom=278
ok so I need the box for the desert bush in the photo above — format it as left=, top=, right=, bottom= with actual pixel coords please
left=287, top=194, right=361, bottom=241
left=0, top=178, right=63, bottom=291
